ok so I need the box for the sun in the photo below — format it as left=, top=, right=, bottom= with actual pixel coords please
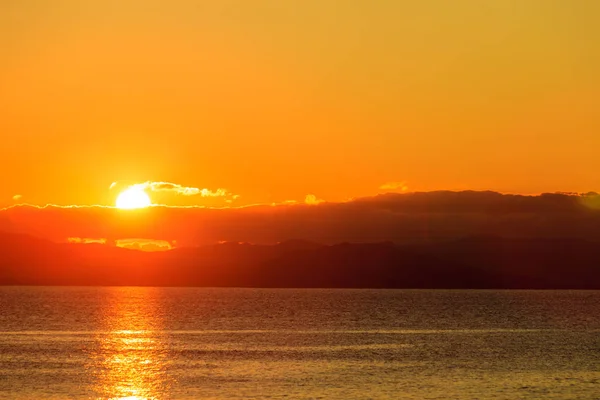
left=116, top=186, right=152, bottom=209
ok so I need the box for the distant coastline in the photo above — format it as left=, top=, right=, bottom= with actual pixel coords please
left=1, top=233, right=599, bottom=289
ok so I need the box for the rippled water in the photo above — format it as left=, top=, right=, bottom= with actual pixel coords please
left=0, top=288, right=599, bottom=399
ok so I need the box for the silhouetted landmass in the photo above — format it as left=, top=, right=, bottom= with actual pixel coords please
left=1, top=232, right=599, bottom=288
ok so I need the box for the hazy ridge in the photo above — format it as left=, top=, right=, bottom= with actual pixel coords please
left=1, top=233, right=599, bottom=289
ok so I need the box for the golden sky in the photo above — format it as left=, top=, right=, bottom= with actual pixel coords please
left=1, top=1, right=599, bottom=207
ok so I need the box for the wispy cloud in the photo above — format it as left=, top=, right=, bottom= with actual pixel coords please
left=305, top=194, right=324, bottom=205
left=379, top=181, right=409, bottom=191
left=67, top=237, right=107, bottom=245
left=144, top=181, right=228, bottom=197
left=197, top=188, right=230, bottom=197
left=112, top=181, right=233, bottom=197
left=116, top=238, right=173, bottom=252
left=225, top=195, right=241, bottom=204
left=12, top=195, right=22, bottom=201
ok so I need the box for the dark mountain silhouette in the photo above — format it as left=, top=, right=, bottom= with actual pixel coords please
left=0, top=231, right=599, bottom=288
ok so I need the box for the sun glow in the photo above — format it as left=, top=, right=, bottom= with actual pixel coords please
left=116, top=187, right=152, bottom=209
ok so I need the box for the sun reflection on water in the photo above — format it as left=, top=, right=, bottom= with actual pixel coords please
left=89, top=288, right=172, bottom=400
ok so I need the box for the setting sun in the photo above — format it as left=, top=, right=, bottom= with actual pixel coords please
left=116, top=187, right=152, bottom=209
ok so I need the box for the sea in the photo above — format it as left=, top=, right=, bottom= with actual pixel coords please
left=0, top=287, right=598, bottom=399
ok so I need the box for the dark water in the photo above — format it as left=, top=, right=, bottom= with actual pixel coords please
left=0, top=288, right=599, bottom=399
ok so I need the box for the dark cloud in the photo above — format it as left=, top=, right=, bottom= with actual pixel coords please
left=2, top=191, right=600, bottom=246
left=379, top=181, right=408, bottom=191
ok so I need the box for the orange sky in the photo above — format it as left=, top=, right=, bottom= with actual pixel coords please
left=1, top=1, right=599, bottom=208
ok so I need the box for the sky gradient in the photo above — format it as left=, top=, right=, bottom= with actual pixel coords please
left=2, top=1, right=599, bottom=207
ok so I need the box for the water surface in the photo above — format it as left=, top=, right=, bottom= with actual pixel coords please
left=0, top=288, right=599, bottom=399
